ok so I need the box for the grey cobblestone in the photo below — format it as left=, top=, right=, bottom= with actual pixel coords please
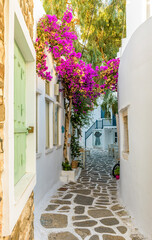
left=39, top=150, right=146, bottom=240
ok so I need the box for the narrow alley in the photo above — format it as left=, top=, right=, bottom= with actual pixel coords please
left=1, top=0, right=152, bottom=239
left=35, top=151, right=145, bottom=240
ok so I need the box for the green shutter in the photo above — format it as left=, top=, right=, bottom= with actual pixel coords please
left=14, top=42, right=27, bottom=185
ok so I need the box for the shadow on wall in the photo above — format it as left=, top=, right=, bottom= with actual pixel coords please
left=118, top=17, right=152, bottom=239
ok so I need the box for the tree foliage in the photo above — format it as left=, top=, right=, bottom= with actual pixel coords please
left=43, top=0, right=126, bottom=67
left=101, top=90, right=118, bottom=118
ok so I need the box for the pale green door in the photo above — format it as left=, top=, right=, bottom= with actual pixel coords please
left=14, top=42, right=27, bottom=185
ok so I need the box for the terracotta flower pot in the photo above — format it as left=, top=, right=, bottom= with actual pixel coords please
left=71, top=160, right=78, bottom=169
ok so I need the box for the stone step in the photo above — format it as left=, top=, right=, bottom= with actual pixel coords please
left=60, top=175, right=69, bottom=183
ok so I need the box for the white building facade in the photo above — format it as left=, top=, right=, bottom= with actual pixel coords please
left=81, top=97, right=117, bottom=150
left=33, top=0, right=65, bottom=205
left=118, top=0, right=152, bottom=238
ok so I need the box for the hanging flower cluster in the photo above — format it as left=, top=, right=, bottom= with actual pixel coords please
left=56, top=58, right=96, bottom=94
left=35, top=9, right=77, bottom=81
left=35, top=8, right=119, bottom=94
left=56, top=56, right=101, bottom=110
left=98, top=58, right=120, bottom=93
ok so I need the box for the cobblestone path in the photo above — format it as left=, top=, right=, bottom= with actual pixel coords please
left=38, top=150, right=145, bottom=240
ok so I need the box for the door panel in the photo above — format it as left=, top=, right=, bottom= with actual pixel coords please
left=14, top=42, right=27, bottom=185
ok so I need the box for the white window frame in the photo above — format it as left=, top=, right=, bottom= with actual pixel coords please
left=36, top=88, right=42, bottom=159
left=123, top=115, right=129, bottom=153
left=55, top=102, right=62, bottom=148
left=3, top=0, right=36, bottom=235
left=45, top=93, right=54, bottom=154
left=45, top=99, right=50, bottom=149
left=146, top=0, right=151, bottom=19
left=120, top=106, right=130, bottom=160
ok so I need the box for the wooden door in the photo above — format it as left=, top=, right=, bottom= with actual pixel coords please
left=14, top=42, right=27, bottom=185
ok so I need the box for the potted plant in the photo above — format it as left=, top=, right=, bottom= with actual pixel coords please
left=61, top=160, right=81, bottom=182
left=114, top=166, right=120, bottom=180
left=62, top=162, right=72, bottom=171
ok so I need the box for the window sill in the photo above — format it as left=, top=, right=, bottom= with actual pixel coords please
left=14, top=173, right=35, bottom=204
left=45, top=94, right=54, bottom=102
left=36, top=88, right=43, bottom=95
left=45, top=147, right=54, bottom=155
left=56, top=102, right=63, bottom=108
left=36, top=152, right=42, bottom=159
left=122, top=151, right=129, bottom=160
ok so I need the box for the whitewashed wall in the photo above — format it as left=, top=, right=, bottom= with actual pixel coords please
left=33, top=0, right=65, bottom=205
left=118, top=0, right=152, bottom=57
left=34, top=73, right=65, bottom=205
left=103, top=127, right=117, bottom=150
left=118, top=17, right=152, bottom=239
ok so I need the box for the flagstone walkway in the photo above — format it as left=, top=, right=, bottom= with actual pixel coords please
left=36, top=150, right=146, bottom=240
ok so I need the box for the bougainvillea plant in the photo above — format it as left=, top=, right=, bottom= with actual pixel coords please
left=35, top=8, right=77, bottom=81
left=35, top=8, right=119, bottom=88
left=56, top=56, right=101, bottom=162
left=97, top=58, right=120, bottom=93
left=35, top=8, right=119, bottom=163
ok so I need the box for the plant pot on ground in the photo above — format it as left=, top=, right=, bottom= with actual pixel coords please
left=116, top=175, right=120, bottom=180
left=71, top=160, right=79, bottom=169
left=113, top=164, right=120, bottom=179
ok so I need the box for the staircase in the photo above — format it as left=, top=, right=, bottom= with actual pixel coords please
left=85, top=119, right=115, bottom=147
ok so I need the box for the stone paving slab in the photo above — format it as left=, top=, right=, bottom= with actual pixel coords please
left=100, top=217, right=119, bottom=226
left=73, top=220, right=97, bottom=227
left=75, top=228, right=91, bottom=239
left=37, top=150, right=147, bottom=240
left=48, top=232, right=79, bottom=240
left=40, top=213, right=68, bottom=228
left=89, top=235, right=100, bottom=240
left=74, top=194, right=94, bottom=205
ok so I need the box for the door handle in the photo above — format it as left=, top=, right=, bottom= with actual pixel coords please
left=27, top=126, right=34, bottom=133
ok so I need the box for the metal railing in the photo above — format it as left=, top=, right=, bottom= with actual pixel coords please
left=103, top=119, right=113, bottom=126
left=85, top=121, right=97, bottom=140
